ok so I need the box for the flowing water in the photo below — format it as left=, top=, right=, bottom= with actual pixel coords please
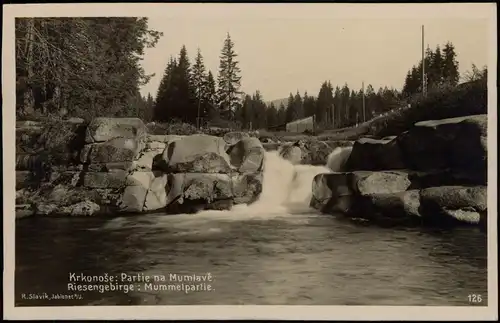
left=15, top=151, right=488, bottom=306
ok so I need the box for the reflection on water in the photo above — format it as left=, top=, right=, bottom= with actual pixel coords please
left=15, top=211, right=488, bottom=306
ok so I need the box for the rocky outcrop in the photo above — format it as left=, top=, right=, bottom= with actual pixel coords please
left=311, top=114, right=489, bottom=228
left=15, top=118, right=264, bottom=217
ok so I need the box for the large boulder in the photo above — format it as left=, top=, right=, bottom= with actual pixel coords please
left=223, top=131, right=250, bottom=145
left=232, top=172, right=263, bottom=204
left=165, top=173, right=234, bottom=213
left=160, top=134, right=233, bottom=173
left=279, top=144, right=302, bottom=165
left=296, top=139, right=337, bottom=166
left=310, top=171, right=412, bottom=213
left=85, top=117, right=147, bottom=143
left=227, top=137, right=265, bottom=173
left=398, top=114, right=487, bottom=181
left=419, top=186, right=487, bottom=226
left=353, top=190, right=422, bottom=226
left=144, top=175, right=169, bottom=211
left=62, top=200, right=100, bottom=216
left=82, top=137, right=144, bottom=164
left=345, top=137, right=406, bottom=171
left=82, top=171, right=128, bottom=189
left=116, top=171, right=154, bottom=213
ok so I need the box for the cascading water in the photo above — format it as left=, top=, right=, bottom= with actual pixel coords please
left=197, top=146, right=350, bottom=218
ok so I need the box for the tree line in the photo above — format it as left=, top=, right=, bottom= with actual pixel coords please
left=15, top=17, right=162, bottom=120
left=152, top=33, right=404, bottom=130
left=402, top=42, right=460, bottom=98
left=152, top=33, right=241, bottom=127
left=15, top=19, right=484, bottom=131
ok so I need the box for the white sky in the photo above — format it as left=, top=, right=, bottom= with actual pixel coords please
left=132, top=4, right=493, bottom=100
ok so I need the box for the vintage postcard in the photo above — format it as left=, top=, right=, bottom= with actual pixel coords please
left=2, top=2, right=498, bottom=321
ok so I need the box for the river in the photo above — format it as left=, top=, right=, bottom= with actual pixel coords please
left=15, top=151, right=488, bottom=306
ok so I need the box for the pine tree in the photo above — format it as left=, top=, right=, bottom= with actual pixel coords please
left=191, top=48, right=207, bottom=127
left=429, top=45, right=444, bottom=87
left=154, top=57, right=177, bottom=122
left=203, top=70, right=217, bottom=123
left=442, top=42, right=459, bottom=85
left=277, top=102, right=287, bottom=126
left=303, top=91, right=316, bottom=118
left=252, top=90, right=267, bottom=129
left=216, top=33, right=242, bottom=120
left=266, top=102, right=278, bottom=128
left=340, top=84, right=350, bottom=127
left=15, top=18, right=162, bottom=119
left=240, top=94, right=253, bottom=129
left=333, top=86, right=341, bottom=128
left=285, top=93, right=295, bottom=123
left=174, top=45, right=196, bottom=123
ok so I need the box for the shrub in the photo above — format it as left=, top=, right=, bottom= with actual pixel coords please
left=147, top=120, right=201, bottom=136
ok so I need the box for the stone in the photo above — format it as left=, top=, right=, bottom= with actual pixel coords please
left=133, top=149, right=164, bottom=171
left=232, top=172, right=264, bottom=204
left=310, top=171, right=413, bottom=213
left=66, top=117, right=85, bottom=124
left=354, top=190, right=422, bottom=225
left=85, top=117, right=147, bottom=143
left=87, top=138, right=143, bottom=164
left=87, top=162, right=134, bottom=172
left=345, top=137, right=406, bottom=171
left=16, top=171, right=32, bottom=190
left=146, top=141, right=167, bottom=151
left=223, top=131, right=250, bottom=145
left=398, top=114, right=487, bottom=177
left=355, top=171, right=411, bottom=195
left=165, top=173, right=233, bottom=211
left=326, top=146, right=353, bottom=172
left=296, top=139, right=336, bottom=166
left=65, top=200, right=100, bottom=216
left=48, top=171, right=81, bottom=187
left=279, top=144, right=302, bottom=165
left=161, top=134, right=233, bottom=173
left=227, top=137, right=265, bottom=173
left=117, top=185, right=148, bottom=213
left=144, top=175, right=169, bottom=211
left=82, top=171, right=128, bottom=189
left=418, top=186, right=487, bottom=226
left=16, top=204, right=34, bottom=219
left=34, top=203, right=58, bottom=216
left=125, top=171, right=154, bottom=189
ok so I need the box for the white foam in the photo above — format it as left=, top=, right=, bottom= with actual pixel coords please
left=194, top=147, right=350, bottom=219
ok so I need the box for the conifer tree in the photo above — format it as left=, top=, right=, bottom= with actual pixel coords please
left=429, top=45, right=444, bottom=87
left=277, top=102, right=287, bottom=126
left=174, top=45, right=196, bottom=123
left=191, top=48, right=207, bottom=127
left=217, top=33, right=242, bottom=120
left=442, top=42, right=459, bottom=85
left=266, top=102, right=278, bottom=128
left=285, top=93, right=295, bottom=123
left=203, top=70, right=217, bottom=122
left=154, top=57, right=177, bottom=121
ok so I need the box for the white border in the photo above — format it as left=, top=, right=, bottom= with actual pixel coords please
left=2, top=3, right=498, bottom=321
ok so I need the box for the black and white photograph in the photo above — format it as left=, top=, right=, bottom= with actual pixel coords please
left=3, top=2, right=497, bottom=321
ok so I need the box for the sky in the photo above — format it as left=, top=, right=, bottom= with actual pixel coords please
left=138, top=4, right=493, bottom=101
